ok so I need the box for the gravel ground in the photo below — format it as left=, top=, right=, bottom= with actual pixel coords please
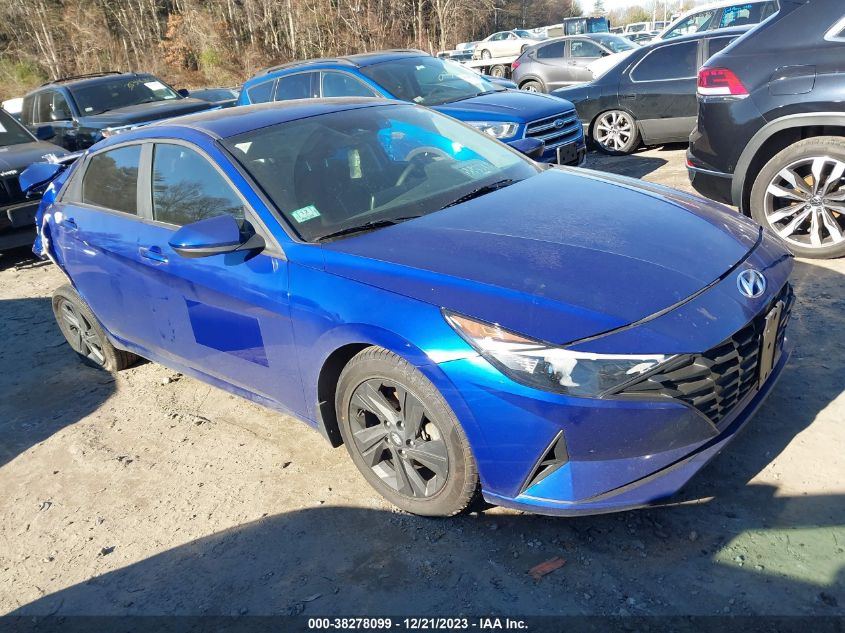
left=0, top=145, right=843, bottom=618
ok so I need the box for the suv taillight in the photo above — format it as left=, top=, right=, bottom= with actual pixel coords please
left=511, top=59, right=521, bottom=71
left=698, top=67, right=749, bottom=97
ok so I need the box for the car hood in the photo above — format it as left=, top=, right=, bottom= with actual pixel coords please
left=0, top=141, right=68, bottom=173
left=320, top=168, right=761, bottom=345
left=78, top=98, right=216, bottom=127
left=434, top=90, right=574, bottom=122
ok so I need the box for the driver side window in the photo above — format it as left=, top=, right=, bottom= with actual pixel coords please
left=152, top=143, right=246, bottom=227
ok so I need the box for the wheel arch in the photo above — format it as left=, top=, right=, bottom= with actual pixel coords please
left=311, top=325, right=481, bottom=452
left=517, top=75, right=546, bottom=91
left=732, top=113, right=845, bottom=213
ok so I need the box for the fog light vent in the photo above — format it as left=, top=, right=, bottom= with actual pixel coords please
left=520, top=431, right=569, bottom=494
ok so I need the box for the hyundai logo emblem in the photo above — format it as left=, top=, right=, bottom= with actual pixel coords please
left=737, top=269, right=766, bottom=299
left=553, top=119, right=565, bottom=129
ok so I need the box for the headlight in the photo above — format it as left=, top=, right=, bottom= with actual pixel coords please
left=466, top=121, right=520, bottom=139
left=444, top=311, right=672, bottom=397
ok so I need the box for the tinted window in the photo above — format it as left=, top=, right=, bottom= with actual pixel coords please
left=152, top=144, right=246, bottom=226
left=571, top=40, right=604, bottom=58
left=70, top=76, right=180, bottom=116
left=631, top=41, right=698, bottom=81
left=82, top=145, right=141, bottom=215
left=591, top=34, right=637, bottom=53
left=707, top=36, right=737, bottom=57
left=536, top=41, right=565, bottom=59
left=247, top=80, right=274, bottom=103
left=21, top=95, right=35, bottom=126
left=719, top=3, right=772, bottom=27
left=36, top=91, right=72, bottom=123
left=664, top=10, right=716, bottom=38
left=274, top=73, right=318, bottom=101
left=0, top=109, right=34, bottom=147
left=322, top=72, right=376, bottom=98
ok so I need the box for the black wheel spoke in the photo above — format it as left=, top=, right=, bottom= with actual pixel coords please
left=353, top=424, right=388, bottom=455
left=398, top=386, right=426, bottom=439
left=353, top=381, right=400, bottom=425
left=405, top=440, right=449, bottom=479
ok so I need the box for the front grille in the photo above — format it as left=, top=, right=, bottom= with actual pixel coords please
left=524, top=110, right=581, bottom=151
left=616, top=283, right=794, bottom=426
left=0, top=175, right=23, bottom=207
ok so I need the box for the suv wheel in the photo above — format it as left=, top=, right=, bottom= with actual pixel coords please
left=751, top=137, right=845, bottom=259
left=335, top=347, right=479, bottom=516
left=593, top=110, right=640, bottom=155
left=520, top=80, right=544, bottom=93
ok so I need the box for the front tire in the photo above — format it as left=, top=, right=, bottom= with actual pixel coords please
left=480, top=49, right=491, bottom=60
left=52, top=284, right=137, bottom=371
left=336, top=347, right=479, bottom=517
left=750, top=136, right=845, bottom=259
left=593, top=110, right=640, bottom=155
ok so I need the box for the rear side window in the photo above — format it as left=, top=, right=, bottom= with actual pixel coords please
left=536, top=41, right=565, bottom=59
left=247, top=80, right=274, bottom=104
left=570, top=40, right=604, bottom=58
left=631, top=41, right=698, bottom=81
left=275, top=73, right=318, bottom=101
left=152, top=144, right=246, bottom=226
left=707, top=36, right=738, bottom=57
left=82, top=145, right=141, bottom=215
left=321, top=72, right=376, bottom=98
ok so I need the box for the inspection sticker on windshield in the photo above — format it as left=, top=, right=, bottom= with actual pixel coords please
left=144, top=81, right=166, bottom=91
left=291, top=205, right=321, bottom=223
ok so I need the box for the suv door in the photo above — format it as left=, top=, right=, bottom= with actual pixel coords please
left=31, top=90, right=77, bottom=150
left=138, top=141, right=303, bottom=411
left=568, top=38, right=605, bottom=83
left=624, top=39, right=701, bottom=143
left=50, top=143, right=160, bottom=345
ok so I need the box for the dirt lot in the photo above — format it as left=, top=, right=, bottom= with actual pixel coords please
left=1, top=145, right=843, bottom=618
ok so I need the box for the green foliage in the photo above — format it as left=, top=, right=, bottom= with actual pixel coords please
left=199, top=48, right=222, bottom=70
left=0, top=58, right=47, bottom=100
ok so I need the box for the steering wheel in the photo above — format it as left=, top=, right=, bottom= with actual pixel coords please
left=395, top=149, right=449, bottom=187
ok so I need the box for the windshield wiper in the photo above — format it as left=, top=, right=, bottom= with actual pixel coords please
left=316, top=216, right=421, bottom=242
left=439, top=179, right=517, bottom=209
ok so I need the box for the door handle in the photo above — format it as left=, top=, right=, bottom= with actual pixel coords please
left=60, top=217, right=78, bottom=231
left=621, top=94, right=637, bottom=100
left=139, top=245, right=168, bottom=264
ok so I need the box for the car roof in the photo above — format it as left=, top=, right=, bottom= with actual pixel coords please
left=117, top=98, right=402, bottom=142
left=255, top=49, right=428, bottom=77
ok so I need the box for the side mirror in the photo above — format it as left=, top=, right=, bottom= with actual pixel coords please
left=177, top=88, right=190, bottom=98
left=168, top=214, right=265, bottom=259
left=35, top=125, right=56, bottom=141
left=19, top=162, right=63, bottom=196
left=510, top=137, right=545, bottom=160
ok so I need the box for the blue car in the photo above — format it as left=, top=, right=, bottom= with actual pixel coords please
left=25, top=100, right=793, bottom=517
left=237, top=50, right=587, bottom=166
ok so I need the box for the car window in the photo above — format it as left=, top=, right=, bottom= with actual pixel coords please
left=0, top=108, right=34, bottom=146
left=719, top=3, right=770, bottom=28
left=571, top=40, right=604, bottom=58
left=664, top=10, right=716, bottom=38
left=247, top=79, right=275, bottom=104
left=707, top=35, right=738, bottom=57
left=36, top=91, right=72, bottom=123
left=536, top=41, right=565, bottom=59
left=631, top=41, right=698, bottom=81
left=322, top=72, right=377, bottom=98
left=82, top=145, right=142, bottom=215
left=223, top=104, right=538, bottom=242
left=591, top=34, right=637, bottom=53
left=491, top=33, right=506, bottom=41
left=274, top=73, right=318, bottom=101
left=69, top=76, right=180, bottom=116
left=152, top=144, right=246, bottom=226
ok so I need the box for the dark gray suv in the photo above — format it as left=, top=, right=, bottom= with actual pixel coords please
left=511, top=34, right=638, bottom=93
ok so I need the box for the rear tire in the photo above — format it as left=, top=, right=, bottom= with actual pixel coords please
left=750, top=136, right=845, bottom=259
left=52, top=284, right=137, bottom=371
left=520, top=80, right=545, bottom=93
left=592, top=110, right=640, bottom=155
left=336, top=347, right=479, bottom=517
left=489, top=64, right=508, bottom=79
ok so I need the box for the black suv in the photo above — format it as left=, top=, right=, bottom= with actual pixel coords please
left=688, top=0, right=845, bottom=258
left=20, top=72, right=216, bottom=152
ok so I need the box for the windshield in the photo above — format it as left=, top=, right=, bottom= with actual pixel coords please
left=591, top=34, right=637, bottom=52
left=0, top=109, right=34, bottom=146
left=359, top=57, right=500, bottom=106
left=223, top=104, right=539, bottom=242
left=69, top=75, right=181, bottom=116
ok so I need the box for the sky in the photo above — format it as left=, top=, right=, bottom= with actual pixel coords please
left=600, top=0, right=704, bottom=10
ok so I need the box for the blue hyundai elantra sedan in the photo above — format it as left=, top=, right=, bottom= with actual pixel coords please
left=25, top=99, right=793, bottom=517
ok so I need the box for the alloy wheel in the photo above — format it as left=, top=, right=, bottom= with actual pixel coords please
left=763, top=156, right=845, bottom=249
left=348, top=378, right=449, bottom=499
left=595, top=111, right=634, bottom=152
left=56, top=298, right=106, bottom=366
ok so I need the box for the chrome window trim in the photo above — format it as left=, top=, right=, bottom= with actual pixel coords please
left=824, top=15, right=845, bottom=42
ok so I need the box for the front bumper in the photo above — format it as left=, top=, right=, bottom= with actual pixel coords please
left=0, top=200, right=39, bottom=251
left=435, top=239, right=793, bottom=516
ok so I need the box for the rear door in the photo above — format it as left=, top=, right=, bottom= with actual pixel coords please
left=623, top=39, right=701, bottom=143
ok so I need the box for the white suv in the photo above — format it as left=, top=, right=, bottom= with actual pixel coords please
left=656, top=0, right=779, bottom=40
